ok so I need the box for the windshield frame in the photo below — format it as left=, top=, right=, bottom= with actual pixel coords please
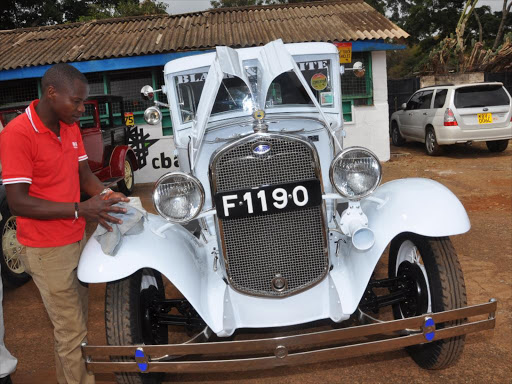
left=167, top=52, right=341, bottom=131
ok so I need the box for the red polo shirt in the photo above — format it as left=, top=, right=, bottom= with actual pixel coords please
left=0, top=100, right=88, bottom=247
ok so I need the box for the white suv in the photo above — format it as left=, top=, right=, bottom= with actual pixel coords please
left=390, top=82, right=512, bottom=155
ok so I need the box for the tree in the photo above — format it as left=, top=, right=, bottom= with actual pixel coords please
left=0, top=0, right=167, bottom=30
left=493, top=0, right=512, bottom=49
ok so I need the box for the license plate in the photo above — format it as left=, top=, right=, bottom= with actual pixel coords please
left=478, top=113, right=492, bottom=124
left=214, top=179, right=322, bottom=220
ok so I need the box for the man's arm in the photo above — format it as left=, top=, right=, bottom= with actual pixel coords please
left=78, top=160, right=105, bottom=197
left=5, top=183, right=127, bottom=231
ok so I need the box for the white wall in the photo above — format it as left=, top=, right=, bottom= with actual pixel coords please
left=132, top=123, right=178, bottom=184
left=343, top=51, right=390, bottom=162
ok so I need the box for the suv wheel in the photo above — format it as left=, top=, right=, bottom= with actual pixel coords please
left=486, top=140, right=509, bottom=153
left=391, top=121, right=406, bottom=146
left=389, top=233, right=467, bottom=369
left=425, top=128, right=442, bottom=156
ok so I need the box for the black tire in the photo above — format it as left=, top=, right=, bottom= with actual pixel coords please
left=425, top=127, right=442, bottom=156
left=117, top=157, right=134, bottom=196
left=105, top=269, right=168, bottom=384
left=0, top=200, right=30, bottom=287
left=486, top=139, right=509, bottom=153
left=391, top=121, right=406, bottom=146
left=388, top=233, right=467, bottom=369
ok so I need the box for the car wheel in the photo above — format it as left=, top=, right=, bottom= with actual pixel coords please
left=0, top=200, right=30, bottom=287
left=425, top=128, right=442, bottom=156
left=105, top=268, right=168, bottom=384
left=486, top=140, right=509, bottom=153
left=391, top=121, right=406, bottom=146
left=117, top=157, right=135, bottom=196
left=388, top=233, right=467, bottom=370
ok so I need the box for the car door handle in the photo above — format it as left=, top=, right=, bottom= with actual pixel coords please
left=423, top=112, right=427, bottom=115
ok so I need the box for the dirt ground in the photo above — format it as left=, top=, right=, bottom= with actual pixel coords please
left=3, top=140, right=511, bottom=384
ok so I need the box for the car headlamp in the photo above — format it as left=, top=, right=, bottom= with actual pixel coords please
left=144, top=106, right=161, bottom=125
left=329, top=147, right=382, bottom=200
left=153, top=172, right=205, bottom=223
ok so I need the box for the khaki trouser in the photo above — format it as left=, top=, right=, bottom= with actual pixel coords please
left=19, top=236, right=95, bottom=384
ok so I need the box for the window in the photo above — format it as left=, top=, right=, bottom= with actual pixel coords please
left=454, top=85, right=510, bottom=108
left=85, top=73, right=105, bottom=95
left=419, top=90, right=433, bottom=109
left=340, top=52, right=373, bottom=122
left=0, top=78, right=39, bottom=106
left=406, top=92, right=423, bottom=110
left=109, top=70, right=154, bottom=113
left=434, top=89, right=448, bottom=108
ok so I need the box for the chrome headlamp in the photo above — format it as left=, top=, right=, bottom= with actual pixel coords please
left=144, top=106, right=162, bottom=125
left=153, top=172, right=205, bottom=223
left=329, top=147, right=382, bottom=200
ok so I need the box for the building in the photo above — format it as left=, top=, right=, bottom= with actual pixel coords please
left=0, top=0, right=408, bottom=182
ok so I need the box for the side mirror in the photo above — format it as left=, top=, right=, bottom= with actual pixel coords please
left=141, top=85, right=155, bottom=101
left=401, top=103, right=407, bottom=110
left=353, top=61, right=365, bottom=78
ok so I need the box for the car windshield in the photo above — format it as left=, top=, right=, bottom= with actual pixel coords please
left=174, top=59, right=334, bottom=123
left=454, top=85, right=510, bottom=108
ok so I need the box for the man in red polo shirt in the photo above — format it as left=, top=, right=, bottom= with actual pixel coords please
left=0, top=63, right=128, bottom=384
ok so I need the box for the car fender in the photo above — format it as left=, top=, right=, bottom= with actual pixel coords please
left=77, top=213, right=225, bottom=332
left=109, top=146, right=139, bottom=178
left=332, top=178, right=470, bottom=314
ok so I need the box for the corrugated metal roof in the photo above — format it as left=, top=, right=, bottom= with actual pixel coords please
left=0, top=0, right=408, bottom=71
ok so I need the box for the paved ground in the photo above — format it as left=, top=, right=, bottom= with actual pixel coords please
left=3, top=140, right=511, bottom=384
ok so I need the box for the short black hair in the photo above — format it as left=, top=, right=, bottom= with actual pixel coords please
left=41, top=63, right=88, bottom=93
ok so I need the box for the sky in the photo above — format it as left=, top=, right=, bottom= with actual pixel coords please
left=162, top=0, right=212, bottom=15
left=160, top=0, right=504, bottom=15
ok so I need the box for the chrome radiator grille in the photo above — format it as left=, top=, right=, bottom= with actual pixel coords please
left=211, top=134, right=328, bottom=297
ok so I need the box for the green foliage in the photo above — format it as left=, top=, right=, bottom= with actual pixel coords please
left=0, top=0, right=167, bottom=29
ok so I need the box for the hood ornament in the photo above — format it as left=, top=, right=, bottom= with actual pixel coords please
left=253, top=109, right=268, bottom=133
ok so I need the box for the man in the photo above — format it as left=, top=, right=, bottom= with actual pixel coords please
left=0, top=63, right=129, bottom=384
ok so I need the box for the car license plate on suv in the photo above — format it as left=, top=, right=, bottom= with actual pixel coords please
left=214, top=179, right=322, bottom=220
left=478, top=113, right=493, bottom=124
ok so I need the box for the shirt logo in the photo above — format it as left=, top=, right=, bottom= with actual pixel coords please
left=72, top=142, right=78, bottom=149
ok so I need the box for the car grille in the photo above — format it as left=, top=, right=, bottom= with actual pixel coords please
left=210, top=134, right=328, bottom=298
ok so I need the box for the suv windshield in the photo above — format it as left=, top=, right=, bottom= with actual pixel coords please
left=454, top=85, right=510, bottom=108
left=173, top=59, right=333, bottom=123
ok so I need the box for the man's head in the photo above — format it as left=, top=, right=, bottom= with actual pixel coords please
left=41, top=63, right=89, bottom=125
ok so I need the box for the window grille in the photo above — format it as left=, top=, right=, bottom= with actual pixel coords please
left=0, top=78, right=39, bottom=106
left=340, top=52, right=373, bottom=122
left=108, top=69, right=153, bottom=113
left=85, top=73, right=104, bottom=96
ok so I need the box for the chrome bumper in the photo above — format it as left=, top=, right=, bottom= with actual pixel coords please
left=82, top=300, right=496, bottom=374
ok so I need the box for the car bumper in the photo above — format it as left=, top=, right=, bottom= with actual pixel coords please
left=436, top=123, right=512, bottom=145
left=82, top=299, right=496, bottom=374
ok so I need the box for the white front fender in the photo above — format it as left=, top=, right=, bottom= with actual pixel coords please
left=78, top=214, right=227, bottom=332
left=332, top=178, right=470, bottom=315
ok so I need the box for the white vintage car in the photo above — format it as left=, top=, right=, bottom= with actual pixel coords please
left=78, top=40, right=496, bottom=384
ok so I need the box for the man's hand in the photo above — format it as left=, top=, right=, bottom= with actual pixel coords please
left=79, top=194, right=129, bottom=232
left=101, top=190, right=129, bottom=202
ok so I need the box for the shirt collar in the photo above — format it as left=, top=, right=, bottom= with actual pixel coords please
left=26, top=100, right=74, bottom=134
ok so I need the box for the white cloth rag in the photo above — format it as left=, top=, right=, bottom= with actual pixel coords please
left=93, top=197, right=147, bottom=256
